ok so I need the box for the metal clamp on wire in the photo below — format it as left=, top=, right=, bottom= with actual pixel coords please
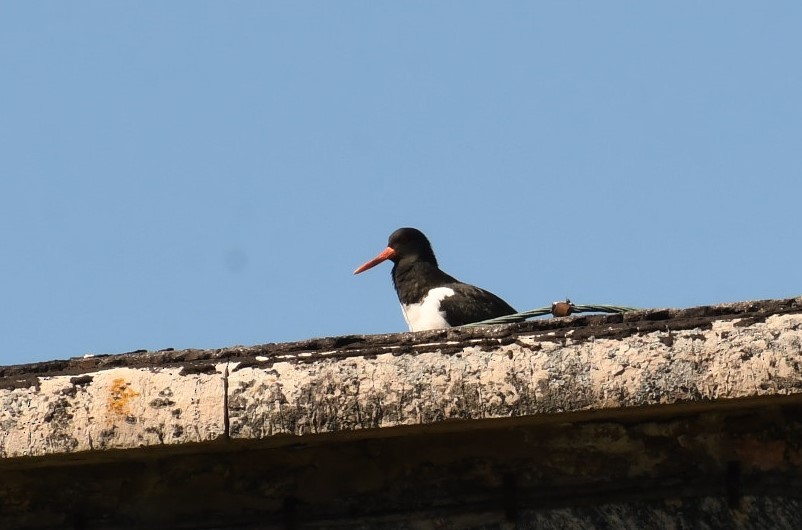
left=464, top=301, right=638, bottom=327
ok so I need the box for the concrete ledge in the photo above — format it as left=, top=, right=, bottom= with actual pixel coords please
left=2, top=297, right=802, bottom=528
left=3, top=297, right=801, bottom=454
left=229, top=308, right=802, bottom=438
left=1, top=366, right=225, bottom=458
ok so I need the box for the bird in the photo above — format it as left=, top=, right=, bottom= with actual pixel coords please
left=353, top=227, right=517, bottom=331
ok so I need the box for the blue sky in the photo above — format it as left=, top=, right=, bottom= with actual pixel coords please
left=2, top=2, right=800, bottom=364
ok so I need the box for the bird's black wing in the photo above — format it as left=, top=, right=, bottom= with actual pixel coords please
left=438, top=283, right=517, bottom=327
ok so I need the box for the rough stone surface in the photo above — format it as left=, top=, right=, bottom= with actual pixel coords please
left=228, top=310, right=802, bottom=438
left=0, top=297, right=801, bottom=528
left=0, top=366, right=226, bottom=458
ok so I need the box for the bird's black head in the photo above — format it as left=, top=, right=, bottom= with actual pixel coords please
left=386, top=227, right=437, bottom=265
left=353, top=227, right=438, bottom=275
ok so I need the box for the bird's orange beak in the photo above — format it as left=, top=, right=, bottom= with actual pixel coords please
left=353, top=246, right=396, bottom=274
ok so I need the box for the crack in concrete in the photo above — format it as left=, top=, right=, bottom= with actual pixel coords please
left=223, top=362, right=230, bottom=440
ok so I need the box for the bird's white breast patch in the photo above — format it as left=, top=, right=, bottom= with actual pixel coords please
left=401, top=287, right=455, bottom=332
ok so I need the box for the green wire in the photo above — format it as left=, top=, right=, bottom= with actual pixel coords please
left=462, top=303, right=638, bottom=327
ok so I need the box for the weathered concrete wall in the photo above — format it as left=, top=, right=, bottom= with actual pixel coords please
left=3, top=298, right=801, bottom=455
left=1, top=297, right=801, bottom=528
left=228, top=311, right=802, bottom=438
left=1, top=366, right=225, bottom=458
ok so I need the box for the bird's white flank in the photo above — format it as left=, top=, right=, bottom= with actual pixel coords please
left=401, top=287, right=455, bottom=332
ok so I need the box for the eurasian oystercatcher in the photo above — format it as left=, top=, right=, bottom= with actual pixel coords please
left=354, top=227, right=517, bottom=331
